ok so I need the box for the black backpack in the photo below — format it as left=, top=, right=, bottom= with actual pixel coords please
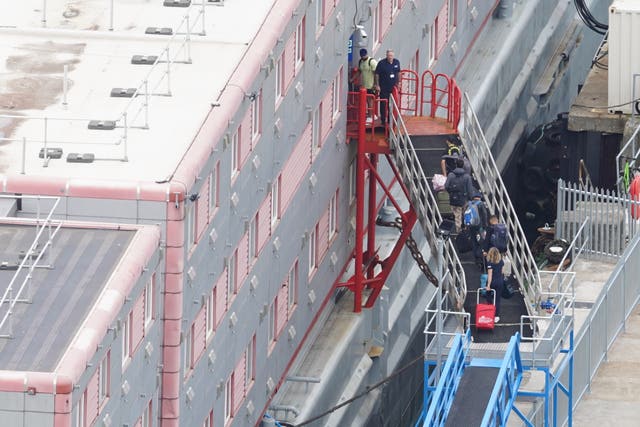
left=491, top=223, right=508, bottom=252
left=447, top=175, right=467, bottom=206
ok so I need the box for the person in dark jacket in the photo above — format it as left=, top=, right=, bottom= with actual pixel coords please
left=374, top=49, right=401, bottom=126
left=468, top=192, right=489, bottom=268
left=445, top=158, right=474, bottom=232
left=485, top=247, right=504, bottom=323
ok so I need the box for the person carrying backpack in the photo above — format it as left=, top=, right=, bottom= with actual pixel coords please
left=465, top=192, right=488, bottom=267
left=484, top=215, right=509, bottom=254
left=445, top=158, right=474, bottom=233
left=440, top=136, right=471, bottom=176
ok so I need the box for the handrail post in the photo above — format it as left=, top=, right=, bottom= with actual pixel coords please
left=42, top=0, right=47, bottom=27
left=43, top=117, right=49, bottom=167
left=109, top=0, right=114, bottom=31
left=123, top=112, right=129, bottom=161
left=185, top=15, right=192, bottom=63
left=144, top=80, right=150, bottom=129
left=21, top=137, right=26, bottom=175
left=166, top=48, right=172, bottom=95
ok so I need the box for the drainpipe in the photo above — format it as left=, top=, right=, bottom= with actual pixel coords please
left=160, top=182, right=186, bottom=427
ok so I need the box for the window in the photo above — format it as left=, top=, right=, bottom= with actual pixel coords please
left=206, top=287, right=215, bottom=339
left=308, top=225, right=317, bottom=275
left=373, top=4, right=380, bottom=45
left=315, top=0, right=324, bottom=33
left=245, top=335, right=256, bottom=387
left=230, top=130, right=239, bottom=178
left=183, top=325, right=193, bottom=376
left=74, top=391, right=86, bottom=427
left=224, top=375, right=233, bottom=423
left=203, top=410, right=213, bottom=427
left=209, top=164, right=219, bottom=213
left=98, top=353, right=110, bottom=406
left=186, top=204, right=195, bottom=249
left=268, top=300, right=276, bottom=344
left=275, top=54, right=284, bottom=102
left=312, top=107, right=321, bottom=152
left=428, top=23, right=435, bottom=65
left=251, top=92, right=261, bottom=140
left=448, top=0, right=457, bottom=32
left=295, top=19, right=305, bottom=66
left=144, top=275, right=154, bottom=329
left=271, top=176, right=281, bottom=225
left=329, top=191, right=338, bottom=239
left=288, top=262, right=298, bottom=310
left=249, top=214, right=258, bottom=260
left=122, top=313, right=131, bottom=367
left=227, top=251, right=237, bottom=299
left=332, top=72, right=341, bottom=118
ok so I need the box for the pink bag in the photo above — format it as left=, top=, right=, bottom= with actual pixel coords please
left=432, top=174, right=446, bottom=192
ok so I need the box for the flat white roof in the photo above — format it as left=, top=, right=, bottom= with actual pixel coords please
left=0, top=0, right=275, bottom=182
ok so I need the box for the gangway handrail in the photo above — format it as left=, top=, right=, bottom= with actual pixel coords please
left=388, top=96, right=467, bottom=308
left=547, top=217, right=589, bottom=291
left=423, top=329, right=471, bottom=426
left=481, top=333, right=523, bottom=427
left=461, top=92, right=540, bottom=316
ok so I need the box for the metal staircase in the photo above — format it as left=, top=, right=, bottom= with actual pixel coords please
left=461, top=93, right=541, bottom=316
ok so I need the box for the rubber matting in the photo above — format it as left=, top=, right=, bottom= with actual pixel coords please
left=444, top=366, right=499, bottom=427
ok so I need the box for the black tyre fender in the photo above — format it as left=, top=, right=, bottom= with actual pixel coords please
left=522, top=166, right=545, bottom=193
left=544, top=239, right=570, bottom=264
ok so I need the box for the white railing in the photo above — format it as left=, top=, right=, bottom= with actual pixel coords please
left=461, top=92, right=540, bottom=316
left=388, top=97, right=467, bottom=310
left=0, top=195, right=63, bottom=338
left=571, top=229, right=640, bottom=411
left=0, top=3, right=206, bottom=168
left=556, top=179, right=640, bottom=258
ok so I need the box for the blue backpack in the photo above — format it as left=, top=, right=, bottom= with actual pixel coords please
left=491, top=223, right=508, bottom=252
left=464, top=200, right=483, bottom=227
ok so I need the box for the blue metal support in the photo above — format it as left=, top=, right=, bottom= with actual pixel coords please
left=480, top=334, right=524, bottom=426
left=422, top=330, right=471, bottom=426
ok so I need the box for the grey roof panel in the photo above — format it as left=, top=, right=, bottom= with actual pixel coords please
left=0, top=224, right=134, bottom=371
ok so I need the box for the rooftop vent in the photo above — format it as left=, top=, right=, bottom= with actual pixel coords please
left=145, top=27, right=173, bottom=36
left=38, top=148, right=63, bottom=159
left=88, top=120, right=116, bottom=130
left=131, top=55, right=159, bottom=65
left=67, top=153, right=95, bottom=163
left=110, top=88, right=137, bottom=98
left=164, top=0, right=191, bottom=6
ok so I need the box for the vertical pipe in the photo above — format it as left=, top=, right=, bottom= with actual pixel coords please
left=62, top=65, right=68, bottom=108
left=166, top=48, right=172, bottom=95
left=366, top=153, right=377, bottom=280
left=435, top=237, right=444, bottom=385
left=144, top=80, right=149, bottom=129
left=21, top=137, right=26, bottom=175
left=123, top=112, right=129, bottom=161
left=109, top=0, right=114, bottom=31
left=42, top=0, right=47, bottom=27
left=568, top=331, right=574, bottom=427
left=353, top=87, right=367, bottom=313
left=201, top=0, right=206, bottom=35
left=43, top=117, right=49, bottom=167
left=185, top=15, right=192, bottom=63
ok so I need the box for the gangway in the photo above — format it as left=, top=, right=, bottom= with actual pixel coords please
left=424, top=331, right=523, bottom=427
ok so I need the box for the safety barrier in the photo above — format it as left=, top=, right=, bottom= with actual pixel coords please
left=0, top=3, right=206, bottom=165
left=397, top=70, right=461, bottom=129
left=557, top=179, right=640, bottom=258
left=388, top=96, right=467, bottom=309
left=422, top=330, right=471, bottom=427
left=482, top=334, right=524, bottom=427
left=571, top=231, right=640, bottom=412
left=461, top=92, right=540, bottom=317
left=0, top=195, right=63, bottom=338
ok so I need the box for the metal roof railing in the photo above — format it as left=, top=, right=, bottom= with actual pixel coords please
left=0, top=2, right=208, bottom=169
left=0, top=195, right=63, bottom=338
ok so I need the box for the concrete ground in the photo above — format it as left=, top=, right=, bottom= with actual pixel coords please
left=573, top=304, right=640, bottom=426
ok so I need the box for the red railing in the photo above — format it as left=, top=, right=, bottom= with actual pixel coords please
left=346, top=88, right=389, bottom=140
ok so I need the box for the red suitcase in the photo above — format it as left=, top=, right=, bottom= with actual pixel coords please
left=476, top=289, right=496, bottom=331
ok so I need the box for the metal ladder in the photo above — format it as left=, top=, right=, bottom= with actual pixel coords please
left=461, top=93, right=541, bottom=315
